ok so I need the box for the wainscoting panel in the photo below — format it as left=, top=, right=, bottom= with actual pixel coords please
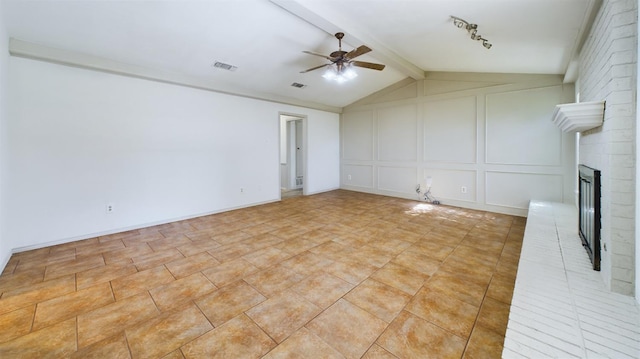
left=486, top=171, right=563, bottom=209
left=342, top=164, right=374, bottom=189
left=377, top=104, right=418, bottom=161
left=486, top=86, right=564, bottom=166
left=342, top=110, right=374, bottom=161
left=423, top=168, right=477, bottom=203
left=378, top=166, right=418, bottom=194
left=423, top=96, right=477, bottom=163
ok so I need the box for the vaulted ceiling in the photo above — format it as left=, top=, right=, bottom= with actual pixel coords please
left=3, top=0, right=599, bottom=110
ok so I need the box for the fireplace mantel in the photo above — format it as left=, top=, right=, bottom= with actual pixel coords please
left=551, top=100, right=605, bottom=132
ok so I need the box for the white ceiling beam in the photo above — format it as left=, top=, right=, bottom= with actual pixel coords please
left=270, top=0, right=425, bottom=80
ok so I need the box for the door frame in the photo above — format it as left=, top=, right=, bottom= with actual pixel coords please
left=279, top=112, right=307, bottom=197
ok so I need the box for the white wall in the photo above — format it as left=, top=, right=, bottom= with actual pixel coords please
left=0, top=2, right=9, bottom=269
left=341, top=73, right=576, bottom=216
left=637, top=0, right=640, bottom=303
left=579, top=0, right=637, bottom=296
left=305, top=111, right=340, bottom=195
left=5, top=56, right=339, bottom=253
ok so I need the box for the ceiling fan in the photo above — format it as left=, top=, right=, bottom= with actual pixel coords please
left=300, top=32, right=385, bottom=81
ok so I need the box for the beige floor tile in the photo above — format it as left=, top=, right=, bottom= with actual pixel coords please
left=246, top=290, right=322, bottom=343
left=121, top=232, right=165, bottom=247
left=0, top=305, right=35, bottom=344
left=165, top=252, right=220, bottom=278
left=426, top=270, right=488, bottom=307
left=210, top=230, right=252, bottom=245
left=126, top=304, right=213, bottom=358
left=242, top=247, right=292, bottom=269
left=77, top=292, right=159, bottom=348
left=150, top=273, right=217, bottom=312
left=384, top=228, right=425, bottom=243
left=377, top=311, right=466, bottom=359
left=43, top=255, right=105, bottom=280
left=463, top=325, right=505, bottom=359
left=439, top=256, right=494, bottom=287
left=147, top=235, right=193, bottom=252
left=161, top=349, right=185, bottom=359
left=362, top=344, right=398, bottom=358
left=408, top=241, right=456, bottom=261
left=70, top=333, right=131, bottom=359
left=132, top=248, right=185, bottom=271
left=181, top=314, right=275, bottom=358
left=274, top=238, right=318, bottom=256
left=75, top=239, right=126, bottom=257
left=175, top=239, right=221, bottom=257
left=201, top=257, right=259, bottom=287
left=244, top=264, right=307, bottom=296
left=370, top=261, right=428, bottom=295
left=0, top=317, right=77, bottom=358
left=322, top=258, right=377, bottom=285
left=349, top=245, right=394, bottom=268
left=391, top=250, right=442, bottom=276
left=33, top=282, right=114, bottom=330
left=111, top=265, right=175, bottom=300
left=268, top=225, right=312, bottom=240
left=306, top=299, right=387, bottom=359
left=0, top=190, right=524, bottom=357
left=0, top=267, right=46, bottom=294
left=0, top=275, right=76, bottom=315
left=76, top=263, right=138, bottom=290
left=486, top=272, right=516, bottom=305
left=345, top=279, right=411, bottom=323
left=13, top=248, right=76, bottom=273
left=280, top=251, right=334, bottom=276
left=102, top=243, right=153, bottom=265
left=262, top=327, right=345, bottom=359
left=209, top=243, right=255, bottom=262
left=290, top=271, right=354, bottom=309
left=195, top=280, right=266, bottom=327
left=405, top=287, right=479, bottom=339
left=476, top=297, right=511, bottom=336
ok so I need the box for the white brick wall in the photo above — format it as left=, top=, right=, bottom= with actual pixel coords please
left=578, top=0, right=637, bottom=295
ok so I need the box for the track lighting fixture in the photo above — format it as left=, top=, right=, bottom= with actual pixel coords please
left=450, top=16, right=492, bottom=49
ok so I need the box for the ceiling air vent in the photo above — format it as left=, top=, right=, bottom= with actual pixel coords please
left=212, top=61, right=237, bottom=71
left=291, top=82, right=306, bottom=89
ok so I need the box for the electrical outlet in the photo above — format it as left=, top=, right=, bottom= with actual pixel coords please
left=348, top=174, right=352, bottom=180
left=461, top=186, right=467, bottom=194
left=106, top=204, right=114, bottom=214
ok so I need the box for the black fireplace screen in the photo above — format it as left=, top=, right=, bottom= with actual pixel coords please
left=578, top=164, right=601, bottom=271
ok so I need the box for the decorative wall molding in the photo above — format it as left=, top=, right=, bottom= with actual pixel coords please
left=552, top=100, right=605, bottom=132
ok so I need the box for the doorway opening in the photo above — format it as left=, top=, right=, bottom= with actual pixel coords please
left=280, top=114, right=305, bottom=199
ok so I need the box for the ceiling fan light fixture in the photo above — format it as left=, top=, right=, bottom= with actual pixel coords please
left=301, top=32, right=382, bottom=82
left=322, top=64, right=358, bottom=83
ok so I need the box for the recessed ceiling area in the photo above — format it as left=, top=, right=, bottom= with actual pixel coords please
left=2, top=0, right=599, bottom=109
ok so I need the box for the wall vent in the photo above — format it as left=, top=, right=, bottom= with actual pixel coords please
left=291, top=82, right=307, bottom=89
left=212, top=61, right=238, bottom=71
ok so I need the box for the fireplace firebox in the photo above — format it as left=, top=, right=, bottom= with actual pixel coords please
left=578, top=164, right=601, bottom=271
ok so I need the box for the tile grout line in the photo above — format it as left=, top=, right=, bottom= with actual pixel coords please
left=553, top=209, right=588, bottom=357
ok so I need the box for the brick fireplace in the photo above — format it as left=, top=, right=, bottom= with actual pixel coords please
left=577, top=0, right=637, bottom=295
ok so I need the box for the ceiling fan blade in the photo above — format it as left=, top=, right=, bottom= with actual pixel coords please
left=351, top=61, right=385, bottom=71
left=302, top=51, right=333, bottom=60
left=300, top=63, right=330, bottom=73
left=345, top=45, right=371, bottom=60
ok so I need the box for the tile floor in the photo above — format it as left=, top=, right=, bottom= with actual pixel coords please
left=0, top=190, right=525, bottom=358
